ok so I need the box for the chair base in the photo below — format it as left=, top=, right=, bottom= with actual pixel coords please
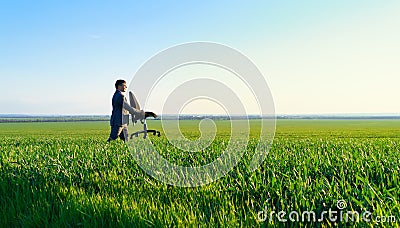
left=130, top=129, right=161, bottom=139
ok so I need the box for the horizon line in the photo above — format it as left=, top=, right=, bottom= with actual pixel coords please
left=1, top=113, right=400, bottom=117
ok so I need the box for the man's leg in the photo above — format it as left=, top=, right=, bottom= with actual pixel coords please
left=118, top=125, right=129, bottom=142
left=108, top=125, right=123, bottom=142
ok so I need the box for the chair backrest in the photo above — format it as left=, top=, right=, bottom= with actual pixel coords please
left=129, top=91, right=140, bottom=109
left=129, top=91, right=141, bottom=123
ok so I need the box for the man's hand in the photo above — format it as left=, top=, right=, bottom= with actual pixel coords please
left=139, top=110, right=145, bottom=119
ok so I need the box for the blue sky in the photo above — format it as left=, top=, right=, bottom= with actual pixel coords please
left=0, top=1, right=399, bottom=115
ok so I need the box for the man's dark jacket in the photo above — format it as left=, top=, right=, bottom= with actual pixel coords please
left=110, top=90, right=126, bottom=126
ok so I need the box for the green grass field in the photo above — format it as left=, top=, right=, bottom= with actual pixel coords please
left=0, top=120, right=399, bottom=227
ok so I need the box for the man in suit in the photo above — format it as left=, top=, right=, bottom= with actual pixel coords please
left=107, top=79, right=145, bottom=142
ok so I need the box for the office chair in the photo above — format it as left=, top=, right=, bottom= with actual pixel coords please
left=128, top=91, right=161, bottom=139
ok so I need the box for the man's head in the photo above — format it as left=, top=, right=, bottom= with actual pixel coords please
left=115, top=79, right=127, bottom=92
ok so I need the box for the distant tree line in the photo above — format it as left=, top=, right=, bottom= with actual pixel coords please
left=0, top=117, right=109, bottom=123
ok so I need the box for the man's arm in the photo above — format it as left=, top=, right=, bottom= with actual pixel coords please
left=123, top=99, right=144, bottom=117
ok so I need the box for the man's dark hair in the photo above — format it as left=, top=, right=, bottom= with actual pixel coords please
left=115, top=79, right=126, bottom=89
